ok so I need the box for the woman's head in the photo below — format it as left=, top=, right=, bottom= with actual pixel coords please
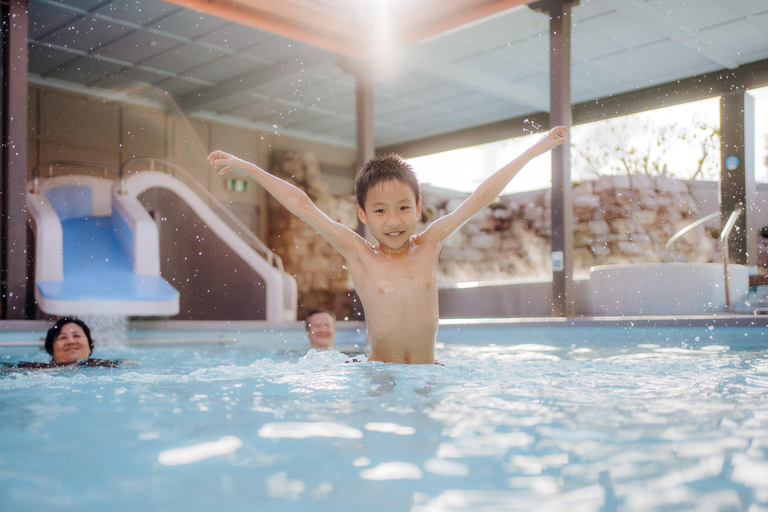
left=45, top=317, right=93, bottom=363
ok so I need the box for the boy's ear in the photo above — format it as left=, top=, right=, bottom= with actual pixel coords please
left=416, top=197, right=422, bottom=216
left=357, top=205, right=368, bottom=225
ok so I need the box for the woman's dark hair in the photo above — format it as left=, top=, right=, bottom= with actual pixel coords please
left=44, top=317, right=93, bottom=357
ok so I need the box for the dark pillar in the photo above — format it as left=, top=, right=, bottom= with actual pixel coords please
left=355, top=70, right=375, bottom=240
left=356, top=73, right=375, bottom=171
left=530, top=0, right=577, bottom=317
left=719, top=92, right=755, bottom=267
left=1, top=0, right=29, bottom=319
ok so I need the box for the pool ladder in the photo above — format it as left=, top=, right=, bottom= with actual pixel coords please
left=666, top=205, right=757, bottom=312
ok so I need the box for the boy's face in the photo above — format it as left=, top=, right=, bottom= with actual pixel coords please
left=357, top=179, right=421, bottom=252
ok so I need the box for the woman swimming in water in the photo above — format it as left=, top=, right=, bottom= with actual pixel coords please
left=12, top=317, right=119, bottom=369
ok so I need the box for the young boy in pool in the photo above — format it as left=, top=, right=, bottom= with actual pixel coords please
left=208, top=126, right=568, bottom=364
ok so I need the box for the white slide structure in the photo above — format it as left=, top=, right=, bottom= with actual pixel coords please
left=27, top=162, right=296, bottom=321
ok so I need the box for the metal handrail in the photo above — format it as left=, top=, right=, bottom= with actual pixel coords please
left=30, top=161, right=123, bottom=194
left=720, top=204, right=744, bottom=310
left=664, top=210, right=721, bottom=261
left=120, top=157, right=284, bottom=271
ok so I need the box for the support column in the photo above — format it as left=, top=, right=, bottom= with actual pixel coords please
left=1, top=0, right=30, bottom=319
left=355, top=69, right=374, bottom=240
left=356, top=73, right=375, bottom=171
left=719, top=92, right=755, bottom=267
left=531, top=0, right=577, bottom=317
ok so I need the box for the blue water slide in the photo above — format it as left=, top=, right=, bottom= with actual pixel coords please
left=26, top=175, right=179, bottom=316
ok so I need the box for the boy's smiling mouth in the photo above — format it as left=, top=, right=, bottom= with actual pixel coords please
left=385, top=230, right=405, bottom=238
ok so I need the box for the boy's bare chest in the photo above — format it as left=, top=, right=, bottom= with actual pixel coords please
left=351, top=245, right=437, bottom=296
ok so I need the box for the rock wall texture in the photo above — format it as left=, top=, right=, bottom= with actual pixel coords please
left=267, top=151, right=359, bottom=321
left=425, top=174, right=718, bottom=283
left=267, top=151, right=718, bottom=316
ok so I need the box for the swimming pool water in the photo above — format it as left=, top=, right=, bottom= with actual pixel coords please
left=2, top=325, right=768, bottom=511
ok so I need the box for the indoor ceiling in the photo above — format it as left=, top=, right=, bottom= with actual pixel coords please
left=28, top=0, right=768, bottom=149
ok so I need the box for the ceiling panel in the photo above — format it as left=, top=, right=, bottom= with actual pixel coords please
left=700, top=18, right=768, bottom=62
left=196, top=24, right=272, bottom=52
left=377, top=105, right=441, bottom=126
left=322, top=123, right=357, bottom=140
left=725, top=0, right=768, bottom=15
left=428, top=91, right=500, bottom=111
left=45, top=57, right=126, bottom=84
left=90, top=67, right=172, bottom=90
left=312, top=93, right=355, bottom=113
left=39, top=15, right=134, bottom=53
left=491, top=37, right=547, bottom=71
left=406, top=112, right=472, bottom=133
left=414, top=37, right=484, bottom=63
left=91, top=0, right=181, bottom=27
left=141, top=45, right=227, bottom=74
left=154, top=77, right=212, bottom=97
left=290, top=115, right=352, bottom=133
left=455, top=52, right=540, bottom=83
left=404, top=82, right=475, bottom=105
left=376, top=73, right=442, bottom=97
left=646, top=0, right=741, bottom=31
left=28, top=1, right=80, bottom=39
left=577, top=9, right=662, bottom=51
left=29, top=43, right=79, bottom=75
left=147, top=9, right=230, bottom=39
left=184, top=53, right=267, bottom=83
left=94, top=31, right=184, bottom=64
left=278, top=79, right=354, bottom=106
left=373, top=98, right=415, bottom=117
left=241, top=36, right=312, bottom=62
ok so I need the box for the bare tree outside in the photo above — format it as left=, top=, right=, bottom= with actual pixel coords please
left=571, top=114, right=720, bottom=182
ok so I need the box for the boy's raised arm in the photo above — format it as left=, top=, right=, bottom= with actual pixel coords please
left=425, top=126, right=568, bottom=244
left=208, top=151, right=362, bottom=259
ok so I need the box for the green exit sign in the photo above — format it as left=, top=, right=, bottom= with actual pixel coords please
left=227, top=178, right=250, bottom=192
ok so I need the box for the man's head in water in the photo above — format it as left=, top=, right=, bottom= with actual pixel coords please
left=45, top=317, right=93, bottom=363
left=354, top=155, right=422, bottom=254
left=305, top=309, right=336, bottom=349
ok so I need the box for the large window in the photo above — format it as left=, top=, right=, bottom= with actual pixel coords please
left=409, top=97, right=725, bottom=194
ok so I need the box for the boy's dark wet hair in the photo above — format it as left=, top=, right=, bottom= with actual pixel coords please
left=304, top=308, right=336, bottom=331
left=44, top=317, right=94, bottom=356
left=354, top=154, right=421, bottom=210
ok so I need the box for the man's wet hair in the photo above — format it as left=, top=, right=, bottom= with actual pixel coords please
left=304, top=308, right=336, bottom=331
left=354, top=154, right=421, bottom=210
left=45, top=317, right=94, bottom=356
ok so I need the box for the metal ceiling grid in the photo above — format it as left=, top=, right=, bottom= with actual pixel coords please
left=24, top=0, right=768, bottom=150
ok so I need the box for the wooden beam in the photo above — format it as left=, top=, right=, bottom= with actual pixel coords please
left=163, top=0, right=365, bottom=59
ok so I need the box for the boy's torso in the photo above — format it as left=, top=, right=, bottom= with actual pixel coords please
left=348, top=234, right=439, bottom=364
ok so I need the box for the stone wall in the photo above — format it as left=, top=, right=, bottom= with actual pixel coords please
left=267, top=151, right=360, bottom=321
left=423, top=174, right=718, bottom=282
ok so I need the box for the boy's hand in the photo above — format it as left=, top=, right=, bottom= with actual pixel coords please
left=530, top=126, right=569, bottom=156
left=207, top=150, right=251, bottom=177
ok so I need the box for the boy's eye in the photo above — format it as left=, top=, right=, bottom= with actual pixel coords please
left=374, top=209, right=384, bottom=213
left=400, top=206, right=409, bottom=210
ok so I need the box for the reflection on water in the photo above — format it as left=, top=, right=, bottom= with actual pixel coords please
left=1, top=341, right=768, bottom=511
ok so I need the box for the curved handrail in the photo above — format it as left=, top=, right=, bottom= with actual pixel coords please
left=720, top=204, right=744, bottom=310
left=120, top=157, right=283, bottom=271
left=664, top=210, right=721, bottom=261
left=30, top=161, right=123, bottom=194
